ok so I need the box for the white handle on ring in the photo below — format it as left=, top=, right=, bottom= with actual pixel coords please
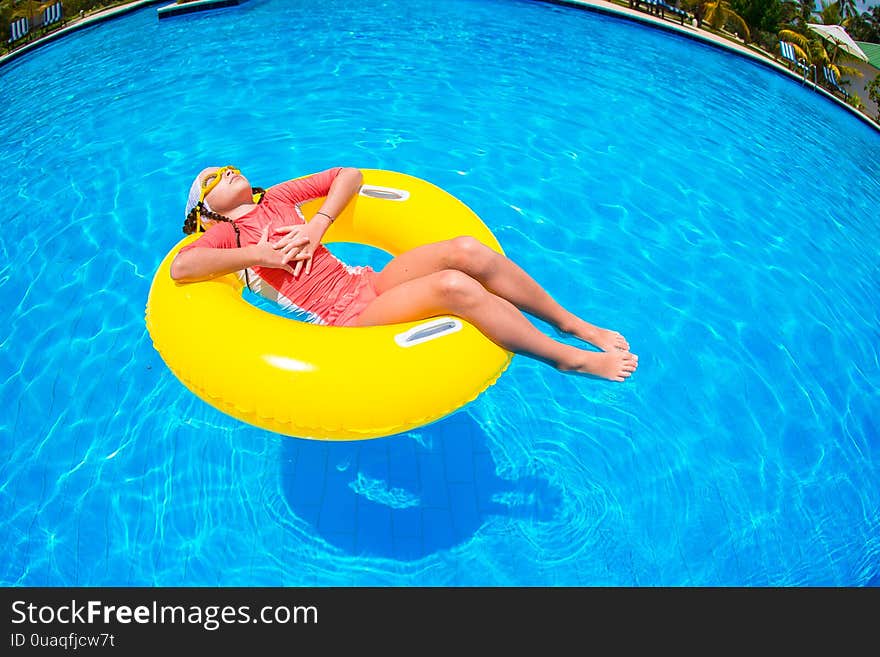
left=359, top=185, right=410, bottom=201
left=394, top=318, right=463, bottom=347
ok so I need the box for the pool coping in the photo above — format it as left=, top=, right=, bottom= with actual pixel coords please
left=157, top=0, right=250, bottom=19
left=540, top=0, right=880, bottom=133
left=2, top=0, right=878, bottom=133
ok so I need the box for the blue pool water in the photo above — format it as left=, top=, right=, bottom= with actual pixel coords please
left=1, top=0, right=878, bottom=586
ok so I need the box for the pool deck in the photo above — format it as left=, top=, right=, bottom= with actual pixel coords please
left=2, top=0, right=878, bottom=132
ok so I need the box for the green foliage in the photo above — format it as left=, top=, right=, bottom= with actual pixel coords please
left=778, top=28, right=809, bottom=49
left=6, top=0, right=41, bottom=20
left=754, top=30, right=782, bottom=52
left=838, top=0, right=857, bottom=22
left=62, top=1, right=90, bottom=13
left=847, top=6, right=880, bottom=43
left=781, top=0, right=816, bottom=29
left=729, top=0, right=782, bottom=35
left=704, top=0, right=752, bottom=41
left=834, top=62, right=863, bottom=80
left=818, top=0, right=842, bottom=26
left=868, top=75, right=880, bottom=106
left=778, top=29, right=813, bottom=62
left=869, top=76, right=880, bottom=122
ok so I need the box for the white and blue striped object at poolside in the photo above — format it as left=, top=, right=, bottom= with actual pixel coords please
left=42, top=1, right=64, bottom=29
left=779, top=40, right=810, bottom=80
left=7, top=17, right=28, bottom=44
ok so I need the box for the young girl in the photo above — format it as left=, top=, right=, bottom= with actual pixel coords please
left=170, top=166, right=638, bottom=382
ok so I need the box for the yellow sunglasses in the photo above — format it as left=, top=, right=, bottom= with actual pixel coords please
left=195, top=165, right=239, bottom=232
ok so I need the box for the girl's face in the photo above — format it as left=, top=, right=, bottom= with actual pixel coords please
left=198, top=166, right=252, bottom=218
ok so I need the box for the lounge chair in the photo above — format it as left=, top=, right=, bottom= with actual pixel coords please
left=779, top=41, right=810, bottom=81
left=41, top=2, right=65, bottom=35
left=822, top=66, right=849, bottom=101
left=7, top=16, right=29, bottom=47
left=629, top=0, right=688, bottom=23
left=655, top=0, right=689, bottom=24
left=628, top=0, right=660, bottom=15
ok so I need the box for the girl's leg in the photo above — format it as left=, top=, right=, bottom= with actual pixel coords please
left=373, top=237, right=628, bottom=352
left=353, top=269, right=638, bottom=381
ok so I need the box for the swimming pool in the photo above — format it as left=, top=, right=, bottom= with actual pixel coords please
left=1, top=0, right=878, bottom=586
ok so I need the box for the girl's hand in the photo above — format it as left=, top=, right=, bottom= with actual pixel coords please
left=274, top=221, right=324, bottom=277
left=271, top=224, right=312, bottom=267
left=251, top=225, right=309, bottom=274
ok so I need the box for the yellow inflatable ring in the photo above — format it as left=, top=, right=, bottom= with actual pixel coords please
left=145, top=169, right=513, bottom=441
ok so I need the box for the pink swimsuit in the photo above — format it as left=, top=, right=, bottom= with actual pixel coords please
left=178, top=168, right=379, bottom=327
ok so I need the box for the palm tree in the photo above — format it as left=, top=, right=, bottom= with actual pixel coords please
left=838, top=0, right=858, bottom=24
left=1, top=0, right=39, bottom=45
left=817, top=3, right=865, bottom=82
left=818, top=0, right=842, bottom=26
left=779, top=0, right=814, bottom=29
left=9, top=0, right=39, bottom=20
left=780, top=15, right=864, bottom=89
left=822, top=49, right=863, bottom=85
left=778, top=27, right=813, bottom=63
left=848, top=6, right=880, bottom=42
left=702, top=0, right=752, bottom=41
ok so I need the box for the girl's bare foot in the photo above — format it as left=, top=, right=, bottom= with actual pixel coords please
left=582, top=326, right=629, bottom=353
left=559, top=350, right=639, bottom=382
left=560, top=316, right=630, bottom=352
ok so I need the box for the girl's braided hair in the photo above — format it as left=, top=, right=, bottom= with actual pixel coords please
left=181, top=186, right=267, bottom=293
left=181, top=187, right=267, bottom=235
